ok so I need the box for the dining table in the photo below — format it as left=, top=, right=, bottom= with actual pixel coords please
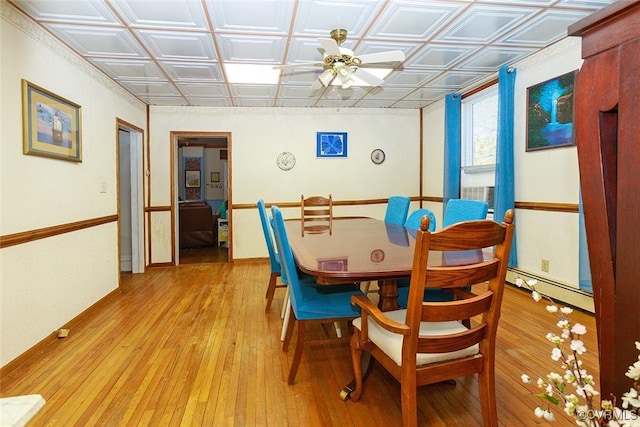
left=283, top=215, right=492, bottom=399
left=285, top=216, right=490, bottom=310
left=284, top=216, right=417, bottom=311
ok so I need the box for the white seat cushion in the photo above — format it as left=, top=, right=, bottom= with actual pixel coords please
left=352, top=309, right=479, bottom=367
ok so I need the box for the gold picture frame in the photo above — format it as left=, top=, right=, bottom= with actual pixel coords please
left=211, top=172, right=220, bottom=182
left=22, top=80, right=82, bottom=162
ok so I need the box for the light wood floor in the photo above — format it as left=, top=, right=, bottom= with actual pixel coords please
left=0, top=261, right=597, bottom=426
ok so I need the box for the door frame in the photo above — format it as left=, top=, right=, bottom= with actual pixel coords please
left=171, top=131, right=232, bottom=264
left=117, top=119, right=145, bottom=274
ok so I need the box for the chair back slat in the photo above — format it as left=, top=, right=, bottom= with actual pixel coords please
left=417, top=325, right=487, bottom=354
left=301, top=194, right=333, bottom=235
left=425, top=261, right=499, bottom=289
left=419, top=292, right=493, bottom=323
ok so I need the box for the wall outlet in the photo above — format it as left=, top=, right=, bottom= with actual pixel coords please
left=541, top=258, right=550, bottom=273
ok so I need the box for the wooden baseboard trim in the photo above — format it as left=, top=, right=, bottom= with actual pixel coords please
left=0, top=287, right=121, bottom=377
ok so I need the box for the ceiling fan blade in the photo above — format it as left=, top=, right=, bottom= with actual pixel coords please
left=353, top=68, right=385, bottom=87
left=318, top=38, right=341, bottom=57
left=356, top=50, right=405, bottom=64
left=273, top=62, right=323, bottom=69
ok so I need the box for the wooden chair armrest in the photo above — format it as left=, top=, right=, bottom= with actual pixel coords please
left=352, top=295, right=410, bottom=335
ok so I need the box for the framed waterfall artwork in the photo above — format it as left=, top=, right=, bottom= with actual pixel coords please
left=22, top=80, right=82, bottom=162
left=525, top=70, right=577, bottom=151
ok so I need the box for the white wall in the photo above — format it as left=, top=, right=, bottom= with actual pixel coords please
left=421, top=36, right=584, bottom=294
left=149, top=107, right=420, bottom=261
left=0, top=4, right=146, bottom=367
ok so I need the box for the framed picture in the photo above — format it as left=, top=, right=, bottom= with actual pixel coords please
left=316, top=132, right=348, bottom=158
left=185, top=170, right=201, bottom=188
left=526, top=70, right=577, bottom=151
left=22, top=80, right=82, bottom=162
left=211, top=172, right=220, bottom=182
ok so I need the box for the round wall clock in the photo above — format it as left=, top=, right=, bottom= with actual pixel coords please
left=277, top=151, right=296, bottom=171
left=371, top=149, right=385, bottom=164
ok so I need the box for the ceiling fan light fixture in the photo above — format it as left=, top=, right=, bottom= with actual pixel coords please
left=336, top=64, right=355, bottom=89
left=318, top=69, right=335, bottom=87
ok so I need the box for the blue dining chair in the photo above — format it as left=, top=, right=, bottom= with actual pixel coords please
left=257, top=199, right=286, bottom=312
left=270, top=205, right=364, bottom=385
left=404, top=208, right=436, bottom=231
left=397, top=200, right=489, bottom=309
left=443, top=198, right=489, bottom=227
left=383, top=196, right=410, bottom=226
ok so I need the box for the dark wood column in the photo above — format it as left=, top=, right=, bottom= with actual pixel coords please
left=569, top=0, right=640, bottom=400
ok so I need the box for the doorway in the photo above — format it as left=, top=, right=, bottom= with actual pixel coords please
left=117, top=121, right=145, bottom=274
left=173, top=132, right=231, bottom=265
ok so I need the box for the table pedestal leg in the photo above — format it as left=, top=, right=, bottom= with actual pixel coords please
left=339, top=353, right=372, bottom=401
left=378, top=279, right=399, bottom=311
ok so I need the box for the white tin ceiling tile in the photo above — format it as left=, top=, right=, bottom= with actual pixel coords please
left=360, top=86, right=411, bottom=100
left=185, top=97, right=233, bottom=107
left=176, top=82, right=228, bottom=97
left=293, top=0, right=384, bottom=38
left=555, top=0, right=616, bottom=9
left=477, top=0, right=554, bottom=6
left=140, top=96, right=189, bottom=106
left=110, top=0, right=209, bottom=30
left=404, top=87, right=452, bottom=101
left=89, top=58, right=167, bottom=80
left=354, top=40, right=421, bottom=58
left=205, top=0, right=294, bottom=34
left=135, top=30, right=217, bottom=61
left=407, top=45, right=478, bottom=69
left=118, top=80, right=181, bottom=96
left=458, top=47, right=534, bottom=70
left=285, top=37, right=347, bottom=65
left=498, top=10, right=590, bottom=46
left=278, top=85, right=318, bottom=98
left=426, top=71, right=485, bottom=88
left=41, top=24, right=148, bottom=57
left=383, top=70, right=440, bottom=87
left=229, top=84, right=277, bottom=98
left=160, top=62, right=223, bottom=81
left=434, top=5, right=538, bottom=43
left=15, top=0, right=120, bottom=24
left=367, top=1, right=469, bottom=39
left=279, top=68, right=321, bottom=85
left=215, top=34, right=287, bottom=62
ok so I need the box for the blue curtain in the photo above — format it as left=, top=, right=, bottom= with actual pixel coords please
left=578, top=191, right=592, bottom=292
left=443, top=93, right=461, bottom=211
left=495, top=66, right=518, bottom=266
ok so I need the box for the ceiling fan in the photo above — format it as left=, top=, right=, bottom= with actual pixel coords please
left=275, top=29, right=405, bottom=90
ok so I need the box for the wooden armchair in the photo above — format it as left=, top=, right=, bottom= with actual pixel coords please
left=300, top=194, right=333, bottom=235
left=349, top=210, right=515, bottom=427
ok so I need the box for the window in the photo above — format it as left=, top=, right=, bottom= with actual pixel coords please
left=461, top=85, right=498, bottom=210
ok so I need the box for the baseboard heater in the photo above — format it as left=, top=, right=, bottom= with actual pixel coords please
left=506, top=268, right=594, bottom=313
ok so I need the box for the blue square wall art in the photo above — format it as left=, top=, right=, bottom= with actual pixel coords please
left=316, top=132, right=348, bottom=158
